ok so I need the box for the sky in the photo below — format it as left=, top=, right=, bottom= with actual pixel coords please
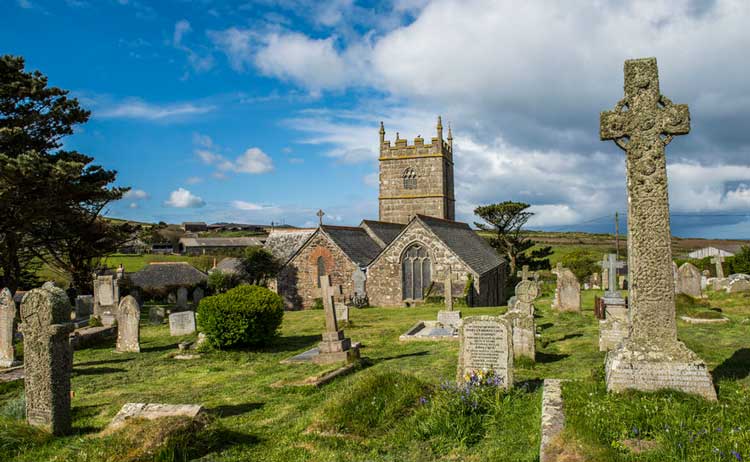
left=3, top=0, right=750, bottom=238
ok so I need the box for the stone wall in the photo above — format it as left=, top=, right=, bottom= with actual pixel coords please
left=367, top=222, right=472, bottom=307
left=277, top=232, right=357, bottom=310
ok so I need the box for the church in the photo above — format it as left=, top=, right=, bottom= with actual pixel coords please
left=267, top=117, right=508, bottom=309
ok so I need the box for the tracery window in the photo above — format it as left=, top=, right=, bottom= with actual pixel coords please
left=316, top=256, right=326, bottom=288
left=403, top=167, right=417, bottom=189
left=402, top=243, right=431, bottom=300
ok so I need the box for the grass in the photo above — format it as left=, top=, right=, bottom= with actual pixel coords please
left=1, top=283, right=749, bottom=461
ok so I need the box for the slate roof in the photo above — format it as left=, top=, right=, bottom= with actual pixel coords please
left=417, top=215, right=504, bottom=276
left=128, top=262, right=208, bottom=290
left=360, top=220, right=405, bottom=248
left=214, top=257, right=243, bottom=274
left=263, top=228, right=316, bottom=264
left=179, top=237, right=264, bottom=248
left=322, top=225, right=383, bottom=267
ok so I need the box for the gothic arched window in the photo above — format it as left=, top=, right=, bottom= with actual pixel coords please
left=316, top=256, right=326, bottom=288
left=402, top=243, right=431, bottom=300
left=403, top=167, right=417, bottom=189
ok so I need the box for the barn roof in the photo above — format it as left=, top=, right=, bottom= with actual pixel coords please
left=128, top=262, right=207, bottom=290
left=179, top=237, right=263, bottom=248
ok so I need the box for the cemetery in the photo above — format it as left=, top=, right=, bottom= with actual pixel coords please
left=3, top=3, right=750, bottom=461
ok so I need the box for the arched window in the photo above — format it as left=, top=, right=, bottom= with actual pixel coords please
left=402, top=243, right=431, bottom=300
left=316, top=256, right=326, bottom=288
left=403, top=167, right=417, bottom=189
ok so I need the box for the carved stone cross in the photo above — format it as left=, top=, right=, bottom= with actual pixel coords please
left=600, top=57, right=690, bottom=344
left=601, top=254, right=625, bottom=298
left=710, top=255, right=725, bottom=279
left=319, top=275, right=341, bottom=333
left=316, top=209, right=325, bottom=226
left=444, top=267, right=454, bottom=311
left=516, top=265, right=532, bottom=282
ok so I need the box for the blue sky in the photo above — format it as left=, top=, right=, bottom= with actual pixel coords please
left=3, top=0, right=750, bottom=238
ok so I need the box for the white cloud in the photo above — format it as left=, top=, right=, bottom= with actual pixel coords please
left=207, top=27, right=254, bottom=71
left=192, top=134, right=274, bottom=175
left=165, top=188, right=205, bottom=208
left=173, top=19, right=191, bottom=47
left=668, top=163, right=750, bottom=212
left=124, top=189, right=149, bottom=200
left=185, top=176, right=203, bottom=185
left=98, top=99, right=215, bottom=120
left=231, top=148, right=274, bottom=174
left=173, top=19, right=214, bottom=73
left=231, top=200, right=277, bottom=211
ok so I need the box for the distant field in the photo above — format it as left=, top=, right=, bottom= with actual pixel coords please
left=101, top=254, right=214, bottom=273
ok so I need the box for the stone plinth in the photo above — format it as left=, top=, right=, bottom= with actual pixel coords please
left=598, top=297, right=629, bottom=352
left=109, top=403, right=205, bottom=430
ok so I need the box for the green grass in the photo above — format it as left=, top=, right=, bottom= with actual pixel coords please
left=2, top=285, right=749, bottom=461
left=100, top=254, right=213, bottom=273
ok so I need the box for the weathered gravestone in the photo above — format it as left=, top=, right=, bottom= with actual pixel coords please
left=314, top=275, right=359, bottom=364
left=437, top=268, right=461, bottom=330
left=677, top=262, right=702, bottom=297
left=192, top=287, right=204, bottom=307
left=334, top=302, right=349, bottom=324
left=20, top=284, right=75, bottom=434
left=93, top=274, right=119, bottom=319
left=711, top=255, right=725, bottom=279
left=167, top=292, right=177, bottom=304
left=75, top=295, right=93, bottom=319
left=149, top=306, right=166, bottom=325
left=727, top=279, right=750, bottom=293
left=109, top=403, right=205, bottom=430
left=352, top=268, right=366, bottom=298
left=169, top=311, right=196, bottom=336
left=0, top=288, right=20, bottom=367
left=600, top=57, right=716, bottom=399
left=551, top=263, right=581, bottom=312
left=457, top=316, right=513, bottom=389
left=116, top=296, right=141, bottom=353
left=176, top=287, right=189, bottom=309
left=504, top=269, right=537, bottom=361
left=701, top=270, right=710, bottom=290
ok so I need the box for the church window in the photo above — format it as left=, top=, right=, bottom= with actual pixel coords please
left=403, top=167, right=417, bottom=189
left=316, top=256, right=326, bottom=288
left=402, top=243, right=431, bottom=300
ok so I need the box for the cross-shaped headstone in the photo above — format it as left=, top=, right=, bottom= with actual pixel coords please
left=710, top=255, right=725, bottom=279
left=517, top=265, right=532, bottom=282
left=317, top=209, right=325, bottom=226
left=600, top=57, right=690, bottom=344
left=319, top=275, right=342, bottom=333
left=601, top=254, right=625, bottom=298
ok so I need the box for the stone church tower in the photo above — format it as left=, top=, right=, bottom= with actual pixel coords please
left=378, top=117, right=455, bottom=224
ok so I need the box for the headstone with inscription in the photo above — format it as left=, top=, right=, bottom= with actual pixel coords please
left=116, top=296, right=141, bottom=353
left=352, top=268, right=366, bottom=297
left=600, top=57, right=716, bottom=399
left=551, top=263, right=581, bottom=312
left=20, top=284, right=75, bottom=434
left=334, top=302, right=349, bottom=324
left=0, top=288, right=19, bottom=367
left=169, top=311, right=196, bottom=336
left=93, top=274, right=119, bottom=319
left=457, top=316, right=513, bottom=389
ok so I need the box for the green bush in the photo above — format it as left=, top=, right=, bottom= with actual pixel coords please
left=207, top=270, right=240, bottom=294
left=561, top=248, right=600, bottom=283
left=197, top=285, right=284, bottom=348
left=727, top=245, right=750, bottom=275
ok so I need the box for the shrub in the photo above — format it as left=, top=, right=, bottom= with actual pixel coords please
left=197, top=285, right=284, bottom=348
left=561, top=249, right=600, bottom=283
left=207, top=270, right=240, bottom=294
left=727, top=245, right=750, bottom=275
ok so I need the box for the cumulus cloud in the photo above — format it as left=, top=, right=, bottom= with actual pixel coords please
left=124, top=189, right=149, bottom=200
left=165, top=188, right=205, bottom=208
left=192, top=133, right=274, bottom=176
left=231, top=148, right=274, bottom=174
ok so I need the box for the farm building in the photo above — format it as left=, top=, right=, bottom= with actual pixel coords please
left=178, top=236, right=264, bottom=255
left=181, top=221, right=208, bottom=232
left=687, top=245, right=743, bottom=259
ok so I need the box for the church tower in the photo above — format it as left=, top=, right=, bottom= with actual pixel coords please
left=378, top=116, right=455, bottom=224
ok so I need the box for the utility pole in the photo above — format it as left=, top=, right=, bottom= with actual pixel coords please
left=615, top=212, right=620, bottom=259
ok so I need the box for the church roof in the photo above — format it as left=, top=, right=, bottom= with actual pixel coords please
left=359, top=220, right=405, bottom=248
left=263, top=228, right=316, bottom=264
left=416, top=215, right=504, bottom=276
left=322, top=225, right=383, bottom=267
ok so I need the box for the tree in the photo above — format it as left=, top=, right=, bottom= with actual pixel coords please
left=727, top=246, right=750, bottom=275
left=474, top=201, right=552, bottom=278
left=560, top=249, right=599, bottom=282
left=0, top=55, right=127, bottom=291
left=240, top=247, right=281, bottom=286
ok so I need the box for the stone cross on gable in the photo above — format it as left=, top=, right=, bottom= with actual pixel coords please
left=600, top=57, right=690, bottom=344
left=319, top=275, right=342, bottom=333
left=517, top=265, right=533, bottom=282
left=710, top=255, right=725, bottom=279
left=602, top=253, right=625, bottom=297
left=317, top=209, right=325, bottom=226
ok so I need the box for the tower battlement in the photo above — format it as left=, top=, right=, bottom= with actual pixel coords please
left=378, top=116, right=456, bottom=224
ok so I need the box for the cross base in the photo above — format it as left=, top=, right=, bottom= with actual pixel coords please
left=0, top=359, right=21, bottom=368
left=313, top=344, right=360, bottom=365
left=605, top=338, right=716, bottom=400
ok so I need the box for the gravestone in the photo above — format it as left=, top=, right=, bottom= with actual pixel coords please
left=116, top=296, right=140, bottom=353
left=444, top=270, right=454, bottom=311
left=176, top=287, right=189, bottom=309
left=600, top=57, right=716, bottom=399
left=437, top=268, right=461, bottom=330
left=700, top=270, right=710, bottom=290
left=75, top=295, right=93, bottom=319
left=352, top=268, right=366, bottom=297
left=149, top=306, right=166, bottom=325
left=677, top=262, right=702, bottom=297
left=726, top=279, right=750, bottom=293
left=192, top=287, right=204, bottom=307
left=167, top=292, right=177, bottom=304
left=314, top=275, right=359, bottom=364
left=334, top=302, right=349, bottom=324
left=504, top=275, right=538, bottom=361
left=551, top=263, right=581, bottom=312
left=457, top=316, right=513, bottom=389
left=711, top=255, right=725, bottom=279
left=600, top=254, right=625, bottom=298
left=601, top=268, right=609, bottom=291
left=109, top=403, right=205, bottom=430
left=20, top=284, right=75, bottom=434
left=93, top=274, right=118, bottom=319
left=169, top=311, right=196, bottom=336
left=0, top=288, right=19, bottom=367
left=100, top=311, right=116, bottom=327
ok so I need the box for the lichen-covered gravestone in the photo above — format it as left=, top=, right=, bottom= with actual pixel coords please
left=116, top=296, right=141, bottom=353
left=149, top=306, right=166, bottom=325
left=504, top=271, right=537, bottom=361
left=20, top=284, right=75, bottom=434
left=176, top=287, right=189, bottom=309
left=677, top=262, right=702, bottom=297
left=169, top=311, right=196, bottom=336
left=457, top=316, right=513, bottom=389
left=600, top=57, right=716, bottom=400
left=551, top=263, right=581, bottom=312
left=74, top=295, right=93, bottom=319
left=0, top=288, right=20, bottom=367
left=93, top=274, right=118, bottom=319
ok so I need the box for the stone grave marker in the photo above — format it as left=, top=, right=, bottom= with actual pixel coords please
left=711, top=255, right=725, bottom=279
left=93, top=274, right=118, bottom=319
left=600, top=57, right=715, bottom=399
left=0, top=288, right=19, bottom=367
left=314, top=275, right=359, bottom=364
left=109, top=403, right=205, bottom=430
left=167, top=292, right=176, bottom=304
left=457, top=316, right=513, bottom=389
left=20, top=284, right=75, bottom=434
left=116, top=296, right=141, bottom=353
left=504, top=275, right=538, bottom=361
left=551, top=263, right=581, bottom=312
left=169, top=311, right=196, bottom=336
left=600, top=254, right=625, bottom=298
left=444, top=270, right=454, bottom=311
left=75, top=295, right=93, bottom=319
left=352, top=268, right=366, bottom=297
left=727, top=279, right=750, bottom=293
left=677, top=262, right=702, bottom=297
left=176, top=287, right=189, bottom=309
left=193, top=287, right=204, bottom=307
left=334, top=302, right=349, bottom=324
left=437, top=267, right=461, bottom=330
left=701, top=270, right=710, bottom=290
left=149, top=306, right=166, bottom=325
